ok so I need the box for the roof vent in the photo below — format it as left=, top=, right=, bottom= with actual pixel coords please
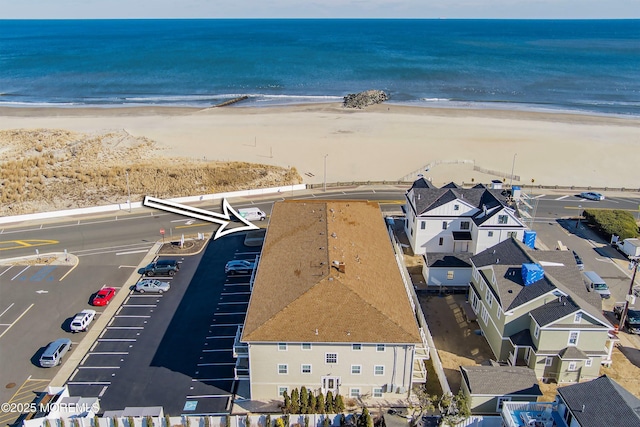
left=330, top=208, right=335, bottom=213
left=331, top=232, right=337, bottom=238
left=496, top=258, right=500, bottom=264
left=315, top=329, right=318, bottom=335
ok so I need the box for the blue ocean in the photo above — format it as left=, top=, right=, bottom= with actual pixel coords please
left=0, top=19, right=639, bottom=116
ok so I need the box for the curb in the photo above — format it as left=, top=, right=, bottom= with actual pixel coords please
left=49, top=242, right=162, bottom=387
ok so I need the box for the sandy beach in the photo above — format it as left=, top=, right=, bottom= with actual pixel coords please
left=1, top=103, right=639, bottom=189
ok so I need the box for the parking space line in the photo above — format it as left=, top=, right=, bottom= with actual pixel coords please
left=235, top=252, right=260, bottom=255
left=11, top=266, right=30, bottom=280
left=223, top=283, right=250, bottom=287
left=67, top=381, right=111, bottom=385
left=98, top=386, right=109, bottom=397
left=555, top=195, right=570, bottom=200
left=187, top=394, right=232, bottom=398
left=90, top=352, right=129, bottom=355
left=107, top=326, right=144, bottom=330
left=98, top=338, right=137, bottom=342
left=0, top=303, right=34, bottom=339
left=129, top=295, right=164, bottom=298
left=191, top=378, right=235, bottom=382
left=202, top=349, right=232, bottom=353
left=77, top=366, right=121, bottom=369
left=205, top=336, right=235, bottom=339
left=0, top=302, right=14, bottom=317
left=69, top=369, right=79, bottom=381
left=209, top=323, right=243, bottom=327
left=115, top=315, right=151, bottom=318
left=213, top=312, right=246, bottom=316
left=218, top=302, right=248, bottom=305
left=0, top=265, right=13, bottom=277
left=220, top=292, right=251, bottom=296
left=124, top=304, right=157, bottom=307
left=81, top=354, right=90, bottom=365
left=116, top=249, right=151, bottom=256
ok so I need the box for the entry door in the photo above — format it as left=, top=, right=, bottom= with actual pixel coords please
left=321, top=376, right=340, bottom=394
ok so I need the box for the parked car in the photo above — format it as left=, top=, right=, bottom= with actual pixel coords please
left=92, top=287, right=117, bottom=306
left=70, top=309, right=96, bottom=332
left=614, top=304, right=640, bottom=334
left=572, top=250, right=584, bottom=270
left=138, top=259, right=180, bottom=277
left=580, top=191, right=605, bottom=201
left=225, top=259, right=256, bottom=275
left=583, top=271, right=611, bottom=299
left=135, top=279, right=171, bottom=294
left=39, top=338, right=72, bottom=367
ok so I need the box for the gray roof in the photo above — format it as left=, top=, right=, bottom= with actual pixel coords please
left=425, top=252, right=472, bottom=268
left=509, top=329, right=535, bottom=349
left=460, top=366, right=542, bottom=397
left=558, top=346, right=588, bottom=360
left=530, top=295, right=579, bottom=327
left=558, top=375, right=640, bottom=427
left=471, top=239, right=610, bottom=327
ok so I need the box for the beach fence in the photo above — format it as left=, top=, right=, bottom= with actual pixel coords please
left=400, top=159, right=520, bottom=183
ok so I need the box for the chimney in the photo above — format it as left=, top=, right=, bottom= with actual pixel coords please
left=338, top=262, right=346, bottom=273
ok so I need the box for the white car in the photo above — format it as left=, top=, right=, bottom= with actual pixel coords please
left=135, top=279, right=171, bottom=293
left=580, top=191, right=605, bottom=201
left=70, top=309, right=96, bottom=332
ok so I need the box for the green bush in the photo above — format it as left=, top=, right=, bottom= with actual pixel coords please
left=583, top=209, right=639, bottom=240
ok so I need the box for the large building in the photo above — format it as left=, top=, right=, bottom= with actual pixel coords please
left=468, top=238, right=616, bottom=383
left=404, top=179, right=526, bottom=256
left=238, top=200, right=424, bottom=401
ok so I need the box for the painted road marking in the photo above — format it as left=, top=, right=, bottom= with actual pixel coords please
left=0, top=303, right=15, bottom=317
left=11, top=266, right=30, bottom=280
left=533, top=194, right=546, bottom=199
left=30, top=265, right=57, bottom=282
left=116, top=249, right=151, bottom=256
left=0, top=266, right=13, bottom=276
left=0, top=303, right=34, bottom=339
left=555, top=195, right=569, bottom=200
left=0, top=239, right=59, bottom=251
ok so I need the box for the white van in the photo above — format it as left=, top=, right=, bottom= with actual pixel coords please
left=237, top=207, right=266, bottom=221
left=583, top=271, right=611, bottom=299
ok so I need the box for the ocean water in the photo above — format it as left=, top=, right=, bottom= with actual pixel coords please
left=0, top=19, right=639, bottom=116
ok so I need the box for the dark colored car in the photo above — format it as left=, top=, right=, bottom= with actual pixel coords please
left=138, top=259, right=180, bottom=277
left=225, top=259, right=256, bottom=275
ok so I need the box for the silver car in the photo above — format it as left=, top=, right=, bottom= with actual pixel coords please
left=135, top=279, right=170, bottom=294
left=580, top=191, right=605, bottom=201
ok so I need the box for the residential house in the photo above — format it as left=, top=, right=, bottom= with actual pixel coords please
left=460, top=365, right=542, bottom=415
left=421, top=252, right=472, bottom=290
left=468, top=238, right=616, bottom=383
left=238, top=200, right=425, bottom=401
left=404, top=179, right=526, bottom=256
left=501, top=375, right=640, bottom=427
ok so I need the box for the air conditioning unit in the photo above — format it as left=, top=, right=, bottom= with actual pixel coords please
left=397, top=387, right=407, bottom=394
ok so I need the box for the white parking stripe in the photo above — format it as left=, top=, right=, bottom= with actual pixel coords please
left=555, top=195, right=569, bottom=200
left=532, top=194, right=546, bottom=199
left=191, top=378, right=235, bottom=382
left=67, top=381, right=111, bottom=385
left=202, top=349, right=232, bottom=353
left=0, top=266, right=13, bottom=277
left=220, top=292, right=251, bottom=296
left=124, top=304, right=157, bottom=307
left=218, top=302, right=248, bottom=305
left=115, top=315, right=151, bottom=318
left=209, top=323, right=242, bottom=327
left=98, top=338, right=137, bottom=342
left=196, top=363, right=235, bottom=366
left=116, top=249, right=151, bottom=256
left=107, top=326, right=144, bottom=329
left=205, top=336, right=235, bottom=339
left=213, top=312, right=246, bottom=316
left=77, top=366, right=120, bottom=369
left=89, top=352, right=129, bottom=355
left=11, top=266, right=30, bottom=280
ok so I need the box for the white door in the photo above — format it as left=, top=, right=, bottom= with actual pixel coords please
left=321, top=376, right=340, bottom=394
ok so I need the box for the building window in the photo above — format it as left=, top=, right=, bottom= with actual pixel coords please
left=481, top=306, right=489, bottom=324
left=498, top=215, right=508, bottom=224
left=496, top=308, right=501, bottom=319
left=460, top=221, right=470, bottom=230
left=301, top=343, right=312, bottom=350
left=376, top=344, right=385, bottom=352
left=545, top=357, right=553, bottom=367
left=574, top=313, right=582, bottom=323
left=442, top=221, right=448, bottom=230
left=351, top=365, right=361, bottom=375
left=454, top=204, right=460, bottom=211
left=420, top=221, right=426, bottom=230
left=373, top=388, right=383, bottom=398
left=485, top=289, right=493, bottom=308
left=438, top=237, right=444, bottom=246
left=447, top=271, right=454, bottom=280
left=488, top=231, right=494, bottom=237
left=374, top=365, right=385, bottom=376
left=470, top=291, right=479, bottom=313
left=301, top=364, right=312, bottom=374
left=568, top=362, right=578, bottom=371
left=350, top=388, right=360, bottom=398
left=352, top=343, right=362, bottom=351
left=585, top=358, right=593, bottom=367
left=278, top=364, right=288, bottom=375
left=278, top=343, right=287, bottom=351
left=496, top=397, right=511, bottom=412
left=472, top=268, right=479, bottom=281
left=326, top=353, right=338, bottom=364
left=534, top=324, right=540, bottom=339
left=278, top=386, right=289, bottom=396
left=568, top=331, right=579, bottom=346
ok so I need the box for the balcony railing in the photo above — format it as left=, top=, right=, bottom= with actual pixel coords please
left=233, top=325, right=248, bottom=358
left=501, top=402, right=567, bottom=427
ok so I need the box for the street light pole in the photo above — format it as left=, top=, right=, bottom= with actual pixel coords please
left=323, top=154, right=328, bottom=192
left=509, top=153, right=517, bottom=189
left=619, top=258, right=639, bottom=333
left=125, top=170, right=131, bottom=212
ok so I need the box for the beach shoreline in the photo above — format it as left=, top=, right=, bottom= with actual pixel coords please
left=1, top=102, right=638, bottom=190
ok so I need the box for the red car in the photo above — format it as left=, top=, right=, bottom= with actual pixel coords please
left=92, top=287, right=117, bottom=306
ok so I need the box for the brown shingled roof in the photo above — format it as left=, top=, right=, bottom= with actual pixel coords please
left=241, top=200, right=421, bottom=344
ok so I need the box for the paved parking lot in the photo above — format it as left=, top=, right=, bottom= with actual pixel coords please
left=66, top=233, right=259, bottom=415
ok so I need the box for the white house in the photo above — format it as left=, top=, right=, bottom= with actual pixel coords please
left=239, top=200, right=425, bottom=401
left=404, top=180, right=526, bottom=256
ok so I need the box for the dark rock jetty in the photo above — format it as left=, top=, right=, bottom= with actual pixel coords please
left=342, top=90, right=389, bottom=109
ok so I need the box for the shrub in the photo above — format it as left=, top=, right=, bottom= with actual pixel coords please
left=325, top=391, right=334, bottom=414
left=583, top=209, right=639, bottom=240
left=245, top=416, right=251, bottom=427
left=304, top=416, right=309, bottom=427
left=316, top=394, right=325, bottom=414
left=300, top=387, right=309, bottom=414
left=265, top=415, right=271, bottom=427
left=274, top=419, right=285, bottom=427
left=322, top=418, right=330, bottom=427
left=334, top=395, right=345, bottom=414
left=308, top=394, right=316, bottom=415
left=291, top=388, right=300, bottom=414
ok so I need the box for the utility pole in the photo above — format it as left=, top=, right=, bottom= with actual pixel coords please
left=619, top=257, right=639, bottom=333
left=509, top=153, right=517, bottom=189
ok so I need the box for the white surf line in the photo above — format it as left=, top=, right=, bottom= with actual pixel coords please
left=0, top=303, right=15, bottom=317
left=555, top=195, right=570, bottom=200
left=11, top=266, right=30, bottom=280
left=196, top=362, right=236, bottom=367
left=0, top=266, right=14, bottom=277
left=0, top=303, right=34, bottom=339
left=116, top=249, right=152, bottom=256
